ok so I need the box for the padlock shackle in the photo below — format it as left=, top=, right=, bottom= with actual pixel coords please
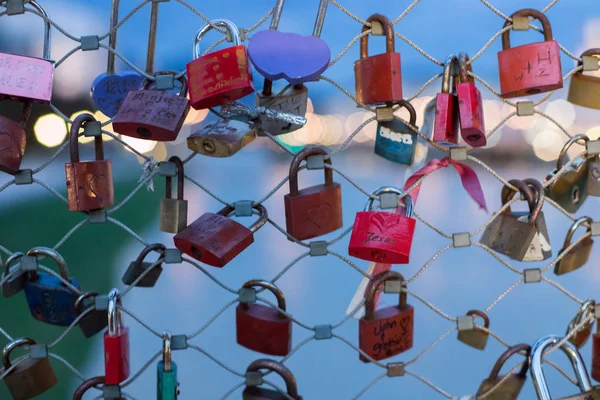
left=193, top=19, right=242, bottom=59
left=562, top=216, right=593, bottom=249
left=556, top=134, right=589, bottom=170
left=487, top=343, right=531, bottom=380
left=142, top=71, right=189, bottom=97
left=500, top=179, right=537, bottom=224
left=106, top=0, right=120, bottom=74
left=466, top=309, right=490, bottom=328
left=246, top=358, right=300, bottom=399
left=396, top=99, right=417, bottom=125
left=74, top=291, right=99, bottom=315
left=24, top=0, right=52, bottom=60
left=567, top=299, right=595, bottom=347
left=364, top=271, right=407, bottom=321
left=2, top=252, right=23, bottom=278
left=134, top=243, right=166, bottom=267
left=218, top=204, right=269, bottom=233
left=502, top=8, right=553, bottom=51
left=73, top=376, right=107, bottom=400
left=312, top=0, right=329, bottom=37
left=107, top=288, right=124, bottom=336
left=364, top=186, right=413, bottom=218
left=2, top=337, right=36, bottom=368
left=442, top=54, right=458, bottom=94
left=69, top=113, right=105, bottom=163
left=241, top=279, right=287, bottom=313
left=458, top=52, right=473, bottom=84
left=162, top=331, right=172, bottom=372
left=359, top=14, right=394, bottom=60
left=26, top=246, right=70, bottom=280
left=165, top=156, right=185, bottom=201
left=288, top=145, right=333, bottom=196
left=522, top=178, right=544, bottom=226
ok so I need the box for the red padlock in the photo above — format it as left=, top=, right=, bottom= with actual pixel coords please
left=348, top=186, right=415, bottom=264
left=0, top=101, right=31, bottom=175
left=186, top=19, right=254, bottom=110
left=359, top=271, right=414, bottom=362
left=173, top=204, right=267, bottom=267
left=434, top=55, right=459, bottom=145
left=594, top=320, right=600, bottom=382
left=498, top=9, right=563, bottom=98
left=65, top=114, right=114, bottom=212
left=104, top=288, right=130, bottom=385
left=457, top=52, right=486, bottom=148
left=236, top=280, right=291, bottom=356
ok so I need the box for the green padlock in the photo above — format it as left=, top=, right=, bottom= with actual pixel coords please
left=157, top=332, right=179, bottom=399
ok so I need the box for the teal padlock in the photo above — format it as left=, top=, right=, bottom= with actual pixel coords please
left=157, top=332, right=179, bottom=399
left=374, top=100, right=418, bottom=165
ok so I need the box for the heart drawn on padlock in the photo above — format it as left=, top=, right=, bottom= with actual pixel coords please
left=369, top=213, right=399, bottom=235
left=307, top=203, right=332, bottom=229
left=0, top=131, right=14, bottom=155
left=88, top=174, right=108, bottom=202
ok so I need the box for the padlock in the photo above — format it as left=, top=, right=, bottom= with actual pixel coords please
left=0, top=337, right=57, bottom=400
left=498, top=9, right=563, bottom=98
left=457, top=310, right=490, bottom=350
left=187, top=119, right=256, bottom=158
left=242, top=358, right=302, bottom=400
left=354, top=14, right=402, bottom=110
left=0, top=0, right=54, bottom=104
left=521, top=178, right=552, bottom=261
left=567, top=300, right=595, bottom=349
left=531, top=335, right=600, bottom=399
left=74, top=291, right=108, bottom=338
left=284, top=145, right=342, bottom=241
left=476, top=344, right=531, bottom=400
left=255, top=82, right=308, bottom=136
left=65, top=113, right=114, bottom=212
left=157, top=332, right=180, bottom=400
left=374, top=100, right=418, bottom=165
left=0, top=101, right=31, bottom=175
left=588, top=143, right=600, bottom=198
left=568, top=49, right=600, bottom=110
left=434, top=55, right=459, bottom=146
left=73, top=376, right=125, bottom=400
left=2, top=252, right=26, bottom=298
left=236, top=280, right=292, bottom=356
left=160, top=156, right=188, bottom=233
left=457, top=52, right=486, bottom=147
left=104, top=288, right=130, bottom=385
left=555, top=217, right=594, bottom=275
left=348, top=186, right=415, bottom=263
left=174, top=204, right=268, bottom=267
left=23, top=247, right=81, bottom=326
left=122, top=243, right=166, bottom=287
left=112, top=72, right=191, bottom=141
left=359, top=271, right=414, bottom=362
left=594, top=321, right=600, bottom=382
left=187, top=19, right=254, bottom=110
left=544, top=134, right=589, bottom=212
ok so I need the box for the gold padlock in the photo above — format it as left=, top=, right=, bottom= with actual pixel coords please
left=566, top=300, right=595, bottom=349
left=457, top=310, right=490, bottom=350
left=568, top=49, right=600, bottom=110
left=187, top=119, right=256, bottom=158
left=476, top=344, right=531, bottom=400
left=519, top=178, right=552, bottom=262
left=555, top=217, right=594, bottom=275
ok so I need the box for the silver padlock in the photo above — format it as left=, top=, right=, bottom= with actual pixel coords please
left=160, top=156, right=188, bottom=234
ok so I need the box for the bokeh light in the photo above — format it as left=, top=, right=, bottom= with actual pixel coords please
left=482, top=100, right=503, bottom=149
left=122, top=135, right=157, bottom=155
left=543, top=100, right=576, bottom=130
left=34, top=114, right=67, bottom=148
left=532, top=130, right=564, bottom=161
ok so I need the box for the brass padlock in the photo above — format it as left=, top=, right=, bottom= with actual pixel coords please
left=567, top=49, right=600, bottom=110
left=519, top=178, right=551, bottom=262
left=555, top=217, right=594, bottom=275
left=160, top=156, right=188, bottom=234
left=457, top=310, right=490, bottom=350
left=477, top=344, right=531, bottom=400
left=187, top=119, right=256, bottom=158
left=567, top=300, right=595, bottom=349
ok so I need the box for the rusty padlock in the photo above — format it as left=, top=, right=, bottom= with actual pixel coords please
left=242, top=359, right=302, bottom=399
left=73, top=376, right=124, bottom=400
left=555, top=217, right=594, bottom=275
left=457, top=310, right=490, bottom=350
left=457, top=52, right=486, bottom=147
left=434, top=55, right=459, bottom=146
left=567, top=300, right=595, bottom=349
left=568, top=49, right=600, bottom=110
left=476, top=344, right=531, bottom=400
left=160, top=156, right=188, bottom=233
left=0, top=100, right=31, bottom=175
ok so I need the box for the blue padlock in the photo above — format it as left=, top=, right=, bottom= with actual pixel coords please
left=157, top=331, right=179, bottom=399
left=374, top=100, right=418, bottom=165
left=23, top=247, right=81, bottom=326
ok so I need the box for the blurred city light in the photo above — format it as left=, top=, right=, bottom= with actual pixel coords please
left=34, top=114, right=67, bottom=148
left=532, top=129, right=564, bottom=161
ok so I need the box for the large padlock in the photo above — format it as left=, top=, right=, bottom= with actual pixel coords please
left=157, top=332, right=180, bottom=400
left=434, top=55, right=459, bottom=146
left=0, top=101, right=31, bottom=175
left=174, top=204, right=268, bottom=267
left=236, top=280, right=292, bottom=356
left=476, top=344, right=531, bottom=400
left=521, top=178, right=552, bottom=261
left=374, top=100, right=418, bottom=165
left=1, top=337, right=57, bottom=400
left=0, top=0, right=54, bottom=104
left=2, top=252, right=27, bottom=298
left=544, top=134, right=589, bottom=212
left=284, top=145, right=342, bottom=241
left=457, top=310, right=490, bottom=350
left=498, top=9, right=563, bottom=98
left=65, top=113, right=114, bottom=212
left=242, top=358, right=302, bottom=400
left=160, top=156, right=188, bottom=233
left=122, top=243, right=166, bottom=287
left=74, top=291, right=108, bottom=339
left=104, top=288, right=130, bottom=385
left=73, top=376, right=125, bottom=400
left=555, top=217, right=594, bottom=275
left=23, top=247, right=81, bottom=326
left=567, top=300, right=595, bottom=349
left=568, top=49, right=600, bottom=110
left=112, top=72, right=191, bottom=141
left=187, top=19, right=254, bottom=110
left=255, top=82, right=309, bottom=136
left=348, top=186, right=415, bottom=263
left=359, top=271, right=414, bottom=362
left=457, top=52, right=486, bottom=147
left=187, top=119, right=256, bottom=158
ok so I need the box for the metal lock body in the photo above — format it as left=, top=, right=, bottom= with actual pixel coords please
left=374, top=100, right=418, bottom=165
left=457, top=52, right=486, bottom=148
left=348, top=186, right=415, bottom=263
left=555, top=217, right=594, bottom=275
left=174, top=204, right=267, bottom=267
left=74, top=291, right=108, bottom=338
left=476, top=344, right=531, bottom=400
left=187, top=119, right=256, bottom=158
left=73, top=376, right=125, bottom=400
left=434, top=55, right=459, bottom=145
left=594, top=330, right=600, bottom=383
left=568, top=49, right=600, bottom=110
left=284, top=145, right=342, bottom=241
left=160, top=156, right=188, bottom=233
left=359, top=271, right=414, bottom=362
left=1, top=338, right=57, bottom=400
left=2, top=252, right=27, bottom=297
left=236, top=280, right=292, bottom=356
left=158, top=332, right=180, bottom=400
left=242, top=358, right=302, bottom=400
left=354, top=14, right=402, bottom=107
left=498, top=9, right=563, bottom=98
left=187, top=19, right=254, bottom=110
left=567, top=300, right=595, bottom=349
left=0, top=100, right=31, bottom=175
left=65, top=114, right=114, bottom=212
left=122, top=243, right=166, bottom=287
left=255, top=82, right=308, bottom=136
left=104, top=289, right=130, bottom=385
left=23, top=247, right=81, bottom=326
left=457, top=310, right=490, bottom=350
left=112, top=72, right=191, bottom=142
left=517, top=178, right=552, bottom=262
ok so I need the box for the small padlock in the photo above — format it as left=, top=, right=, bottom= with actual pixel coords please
left=359, top=271, right=414, bottom=362
left=122, top=243, right=166, bottom=287
left=567, top=300, right=595, bottom=349
left=0, top=101, right=31, bottom=175
left=174, top=204, right=268, bottom=268
left=23, top=247, right=81, bottom=326
left=65, top=113, right=114, bottom=212
left=568, top=49, right=600, bottom=110
left=242, top=358, right=302, bottom=400
left=521, top=178, right=552, bottom=262
left=374, top=100, right=418, bottom=165
left=588, top=144, right=600, bottom=198
left=0, top=337, right=58, bottom=400
left=157, top=332, right=180, bottom=400
left=476, top=344, right=531, bottom=400
left=284, top=145, right=342, bottom=241
left=434, top=55, right=459, bottom=146
left=457, top=310, right=490, bottom=350
left=112, top=72, right=191, bottom=142
left=187, top=119, right=256, bottom=158
left=457, top=52, right=486, bottom=147
left=498, top=9, right=563, bottom=98
left=255, top=82, right=308, bottom=136
left=104, top=288, right=130, bottom=385
left=160, top=156, right=188, bottom=233
left=73, top=376, right=125, bottom=400
left=187, top=19, right=254, bottom=110
left=348, top=186, right=415, bottom=263
left=555, top=217, right=594, bottom=275
left=2, top=252, right=27, bottom=298
left=236, top=280, right=292, bottom=356
left=74, top=291, right=108, bottom=339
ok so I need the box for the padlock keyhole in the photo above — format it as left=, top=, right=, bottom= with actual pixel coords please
left=191, top=246, right=203, bottom=259
left=572, top=186, right=580, bottom=204
left=202, top=140, right=216, bottom=153
left=525, top=88, right=541, bottom=95
left=136, top=127, right=151, bottom=139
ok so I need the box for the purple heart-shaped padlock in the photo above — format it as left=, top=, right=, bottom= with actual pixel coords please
left=91, top=71, right=144, bottom=117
